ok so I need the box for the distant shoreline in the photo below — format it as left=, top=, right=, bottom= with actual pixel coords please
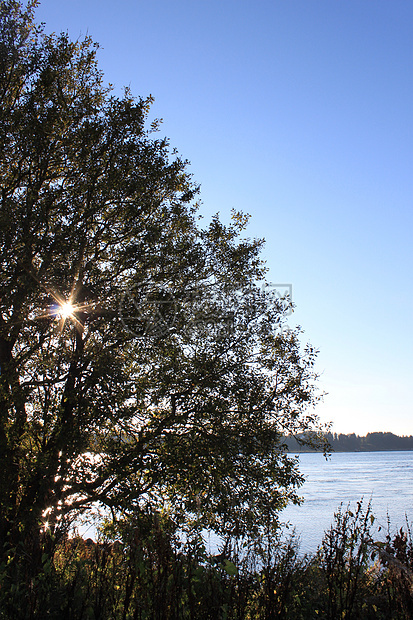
left=284, top=431, right=413, bottom=453
left=289, top=448, right=413, bottom=454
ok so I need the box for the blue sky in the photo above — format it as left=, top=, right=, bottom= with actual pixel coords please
left=35, top=0, right=413, bottom=436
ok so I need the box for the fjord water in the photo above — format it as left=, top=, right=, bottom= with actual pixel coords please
left=281, top=451, right=413, bottom=555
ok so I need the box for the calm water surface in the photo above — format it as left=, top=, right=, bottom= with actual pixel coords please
left=281, top=451, right=413, bottom=555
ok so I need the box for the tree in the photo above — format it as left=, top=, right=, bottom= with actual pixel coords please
left=0, top=0, right=325, bottom=571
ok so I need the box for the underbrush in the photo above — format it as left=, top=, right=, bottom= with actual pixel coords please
left=1, top=502, right=412, bottom=619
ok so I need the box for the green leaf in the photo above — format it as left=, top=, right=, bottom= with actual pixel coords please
left=223, top=559, right=238, bottom=576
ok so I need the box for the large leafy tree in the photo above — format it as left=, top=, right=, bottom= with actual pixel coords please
left=0, top=0, right=324, bottom=562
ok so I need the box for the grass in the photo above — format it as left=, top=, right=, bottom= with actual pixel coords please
left=1, top=501, right=412, bottom=619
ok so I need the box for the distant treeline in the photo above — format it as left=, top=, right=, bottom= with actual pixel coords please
left=284, top=431, right=413, bottom=453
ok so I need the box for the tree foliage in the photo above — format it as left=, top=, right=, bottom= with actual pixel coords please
left=0, top=0, right=325, bottom=565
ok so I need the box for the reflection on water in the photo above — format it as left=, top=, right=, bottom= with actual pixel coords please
left=281, top=451, right=413, bottom=555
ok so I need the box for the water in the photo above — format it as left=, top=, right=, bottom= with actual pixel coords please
left=79, top=451, right=413, bottom=555
left=281, top=451, right=413, bottom=555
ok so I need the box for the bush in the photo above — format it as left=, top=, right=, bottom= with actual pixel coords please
left=2, top=503, right=412, bottom=619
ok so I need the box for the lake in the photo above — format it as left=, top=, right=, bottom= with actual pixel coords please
left=280, top=450, right=413, bottom=555
left=80, top=450, right=413, bottom=555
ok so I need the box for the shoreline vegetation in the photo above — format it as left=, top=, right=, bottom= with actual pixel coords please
left=4, top=501, right=412, bottom=619
left=285, top=431, right=413, bottom=453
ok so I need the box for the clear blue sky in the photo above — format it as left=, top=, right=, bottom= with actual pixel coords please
left=35, top=0, right=413, bottom=436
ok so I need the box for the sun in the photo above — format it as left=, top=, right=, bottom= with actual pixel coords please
left=60, top=301, right=75, bottom=319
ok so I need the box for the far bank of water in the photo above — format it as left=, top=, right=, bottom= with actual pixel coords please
left=281, top=450, right=413, bottom=555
